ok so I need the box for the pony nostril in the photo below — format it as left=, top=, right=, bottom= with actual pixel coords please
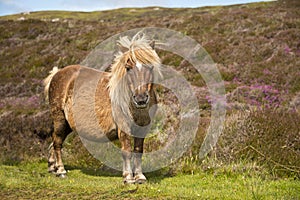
left=137, top=101, right=146, bottom=105
left=133, top=93, right=149, bottom=107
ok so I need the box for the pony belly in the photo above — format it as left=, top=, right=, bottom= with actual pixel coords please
left=63, top=91, right=117, bottom=142
left=69, top=66, right=117, bottom=142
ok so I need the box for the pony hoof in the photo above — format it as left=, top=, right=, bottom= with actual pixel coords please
left=57, top=173, right=67, bottom=178
left=135, top=179, right=146, bottom=184
left=123, top=172, right=134, bottom=184
left=134, top=174, right=147, bottom=184
left=124, top=178, right=135, bottom=184
left=48, top=165, right=57, bottom=174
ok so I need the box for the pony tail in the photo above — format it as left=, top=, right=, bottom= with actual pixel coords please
left=43, top=66, right=60, bottom=102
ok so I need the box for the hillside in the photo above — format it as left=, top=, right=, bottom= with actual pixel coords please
left=0, top=0, right=299, bottom=180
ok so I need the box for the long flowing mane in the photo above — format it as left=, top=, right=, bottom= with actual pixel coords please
left=108, top=33, right=162, bottom=112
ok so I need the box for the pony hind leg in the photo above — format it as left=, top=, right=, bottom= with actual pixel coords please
left=49, top=111, right=72, bottom=178
left=48, top=142, right=56, bottom=173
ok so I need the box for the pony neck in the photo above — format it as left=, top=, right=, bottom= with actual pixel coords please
left=129, top=103, right=151, bottom=127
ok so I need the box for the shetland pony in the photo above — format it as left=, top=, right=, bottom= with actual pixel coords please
left=44, top=33, right=162, bottom=183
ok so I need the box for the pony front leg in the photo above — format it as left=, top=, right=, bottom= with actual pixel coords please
left=119, top=130, right=134, bottom=184
left=133, top=137, right=147, bottom=184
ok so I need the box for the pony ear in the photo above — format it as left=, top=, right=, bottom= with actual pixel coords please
left=149, top=40, right=155, bottom=50
left=118, top=44, right=129, bottom=53
left=126, top=58, right=134, bottom=68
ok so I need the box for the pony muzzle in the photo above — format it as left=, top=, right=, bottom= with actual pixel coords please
left=133, top=92, right=149, bottom=108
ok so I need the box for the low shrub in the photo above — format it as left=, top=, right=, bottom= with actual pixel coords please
left=217, top=108, right=300, bottom=178
left=0, top=111, right=52, bottom=164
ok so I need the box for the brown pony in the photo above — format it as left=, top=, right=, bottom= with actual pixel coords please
left=44, top=33, right=162, bottom=184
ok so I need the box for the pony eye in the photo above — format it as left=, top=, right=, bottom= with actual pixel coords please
left=126, top=66, right=132, bottom=72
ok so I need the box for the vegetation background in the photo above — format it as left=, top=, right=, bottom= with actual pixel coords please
left=0, top=0, right=299, bottom=199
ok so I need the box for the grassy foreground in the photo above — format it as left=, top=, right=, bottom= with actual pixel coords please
left=0, top=161, right=299, bottom=200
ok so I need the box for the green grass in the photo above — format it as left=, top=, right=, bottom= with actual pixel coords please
left=0, top=161, right=299, bottom=199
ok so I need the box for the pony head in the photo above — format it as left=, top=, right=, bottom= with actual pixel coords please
left=108, top=33, right=162, bottom=110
